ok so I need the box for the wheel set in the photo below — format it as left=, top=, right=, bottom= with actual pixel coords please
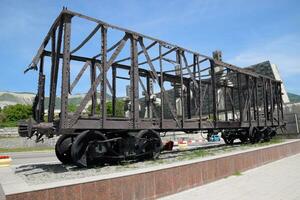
left=249, top=126, right=277, bottom=144
left=221, top=127, right=277, bottom=145
left=222, top=130, right=248, bottom=145
left=55, top=129, right=162, bottom=167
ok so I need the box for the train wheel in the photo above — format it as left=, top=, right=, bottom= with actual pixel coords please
left=239, top=134, right=248, bottom=144
left=71, top=130, right=108, bottom=167
left=249, top=126, right=262, bottom=144
left=136, top=130, right=162, bottom=160
left=55, top=134, right=75, bottom=164
left=263, top=128, right=275, bottom=142
left=249, top=127, right=256, bottom=144
left=269, top=129, right=277, bottom=138
left=222, top=132, right=235, bottom=145
left=228, top=134, right=235, bottom=145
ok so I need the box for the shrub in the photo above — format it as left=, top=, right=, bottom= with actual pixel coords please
left=106, top=100, right=125, bottom=117
left=0, top=112, right=6, bottom=123
left=2, top=104, right=32, bottom=122
left=67, top=103, right=77, bottom=112
left=87, top=100, right=125, bottom=117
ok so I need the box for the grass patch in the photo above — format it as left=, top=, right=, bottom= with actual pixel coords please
left=182, top=149, right=215, bottom=160
left=150, top=149, right=216, bottom=164
left=153, top=159, right=165, bottom=164
left=0, top=147, right=54, bottom=153
left=0, top=121, right=17, bottom=128
left=244, top=138, right=283, bottom=148
left=0, top=135, right=19, bottom=139
left=233, top=171, right=242, bottom=176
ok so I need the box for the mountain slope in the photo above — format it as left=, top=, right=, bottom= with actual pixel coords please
left=0, top=91, right=113, bottom=109
left=288, top=92, right=300, bottom=103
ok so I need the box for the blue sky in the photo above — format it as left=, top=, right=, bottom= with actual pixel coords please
left=0, top=0, right=300, bottom=94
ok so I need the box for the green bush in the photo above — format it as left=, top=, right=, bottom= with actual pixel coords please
left=67, top=103, right=77, bottom=112
left=0, top=112, right=6, bottom=123
left=2, top=104, right=32, bottom=122
left=0, top=121, right=17, bottom=128
left=87, top=100, right=125, bottom=117
left=106, top=100, right=125, bottom=117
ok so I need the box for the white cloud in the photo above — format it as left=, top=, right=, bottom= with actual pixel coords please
left=227, top=34, right=300, bottom=93
left=228, top=34, right=300, bottom=77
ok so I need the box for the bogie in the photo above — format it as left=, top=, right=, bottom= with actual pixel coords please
left=56, top=129, right=163, bottom=167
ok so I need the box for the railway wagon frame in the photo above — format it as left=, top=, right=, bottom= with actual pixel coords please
left=19, top=9, right=285, bottom=167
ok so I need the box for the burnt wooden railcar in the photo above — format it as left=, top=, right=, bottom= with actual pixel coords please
left=19, top=9, right=285, bottom=167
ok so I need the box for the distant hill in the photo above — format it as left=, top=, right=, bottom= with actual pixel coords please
left=288, top=92, right=300, bottom=103
left=0, top=91, right=112, bottom=109
left=0, top=92, right=35, bottom=108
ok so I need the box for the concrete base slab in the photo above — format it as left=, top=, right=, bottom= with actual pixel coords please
left=1, top=140, right=300, bottom=200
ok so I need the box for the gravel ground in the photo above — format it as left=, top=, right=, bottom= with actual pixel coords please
left=14, top=139, right=285, bottom=185
left=0, top=136, right=57, bottom=149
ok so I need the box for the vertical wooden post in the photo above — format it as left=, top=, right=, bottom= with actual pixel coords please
left=246, top=76, right=251, bottom=125
left=262, top=78, right=267, bottom=126
left=90, top=60, right=97, bottom=116
left=210, top=60, right=217, bottom=126
left=196, top=55, right=202, bottom=128
left=279, top=84, right=284, bottom=122
left=187, top=81, right=191, bottom=119
left=48, top=19, right=63, bottom=122
left=130, top=34, right=139, bottom=128
left=295, top=114, right=299, bottom=134
left=270, top=80, right=274, bottom=126
left=276, top=83, right=280, bottom=125
left=112, top=66, right=116, bottom=117
left=48, top=28, right=56, bottom=122
left=231, top=87, right=235, bottom=121
left=146, top=75, right=151, bottom=119
left=255, top=78, right=259, bottom=126
left=224, top=86, right=228, bottom=121
left=60, top=14, right=72, bottom=129
left=100, top=25, right=107, bottom=128
left=177, top=50, right=184, bottom=128
left=266, top=80, right=269, bottom=121
left=37, top=56, right=45, bottom=123
left=159, top=44, right=164, bottom=127
left=237, top=73, right=242, bottom=123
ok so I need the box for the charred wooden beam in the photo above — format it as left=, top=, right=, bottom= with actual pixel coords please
left=60, top=14, right=72, bottom=128
left=210, top=60, right=217, bottom=124
left=90, top=60, right=97, bottom=116
left=36, top=56, right=45, bottom=123
left=112, top=66, right=116, bottom=117
left=100, top=25, right=108, bottom=128
left=159, top=44, right=164, bottom=127
left=130, top=34, right=140, bottom=128
left=48, top=19, right=63, bottom=122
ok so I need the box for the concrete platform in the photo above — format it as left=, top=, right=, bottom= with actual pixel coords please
left=161, top=153, right=300, bottom=200
left=1, top=140, right=300, bottom=200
